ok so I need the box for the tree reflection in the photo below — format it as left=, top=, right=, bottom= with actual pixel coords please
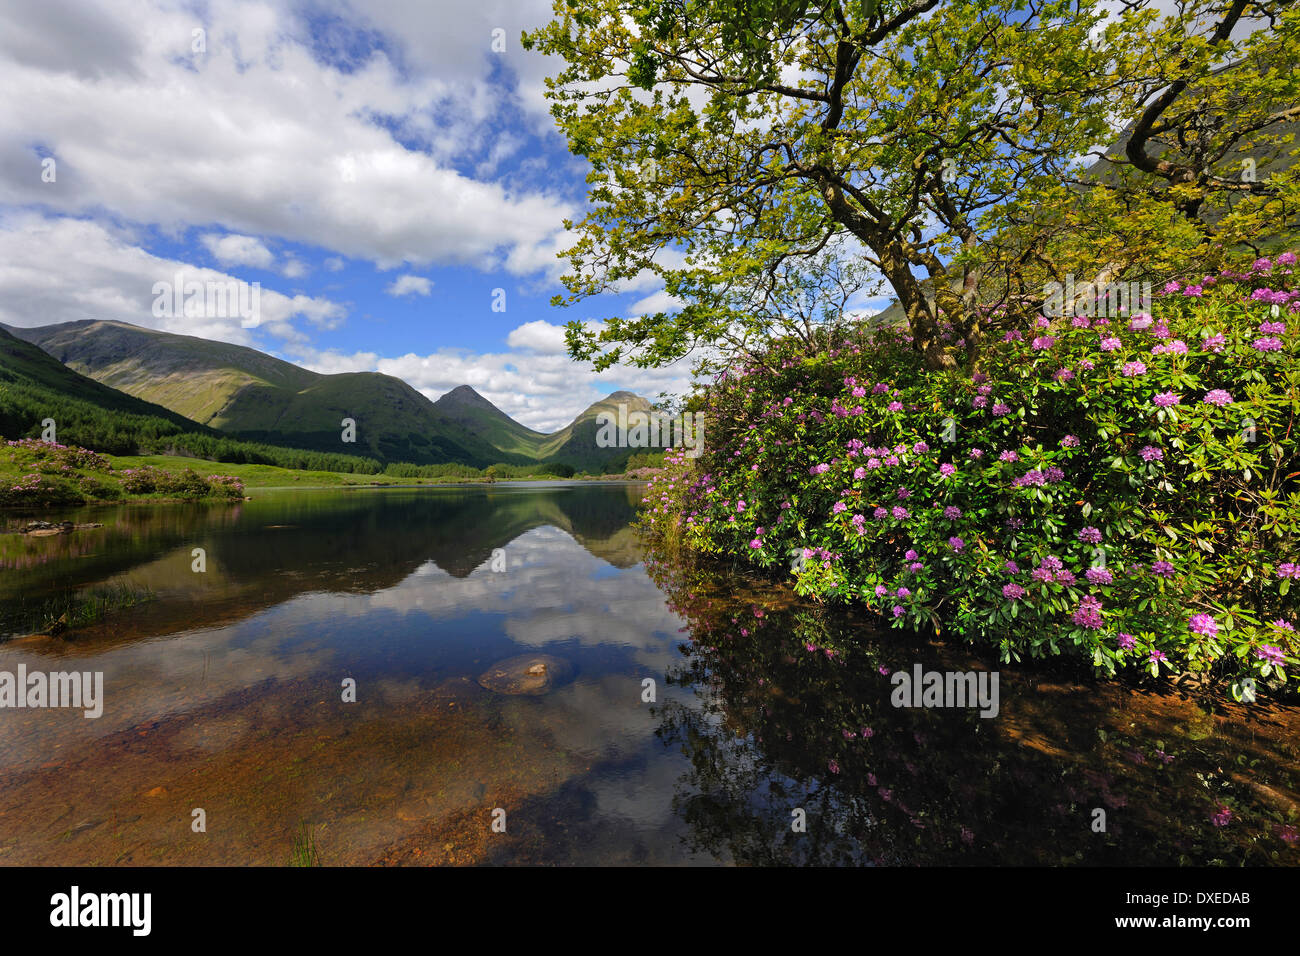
left=645, top=548, right=1300, bottom=865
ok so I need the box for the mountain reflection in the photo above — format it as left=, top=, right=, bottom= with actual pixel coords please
left=0, top=482, right=645, bottom=642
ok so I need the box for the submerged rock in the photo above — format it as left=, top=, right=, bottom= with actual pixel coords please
left=476, top=654, right=574, bottom=696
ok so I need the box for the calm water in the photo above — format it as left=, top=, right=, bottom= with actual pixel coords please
left=0, top=483, right=1297, bottom=865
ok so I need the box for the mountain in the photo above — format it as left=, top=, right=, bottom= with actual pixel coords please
left=0, top=324, right=382, bottom=471
left=431, top=385, right=657, bottom=470
left=4, top=320, right=659, bottom=470
left=0, top=324, right=205, bottom=429
left=432, top=384, right=550, bottom=460
left=3, top=320, right=525, bottom=467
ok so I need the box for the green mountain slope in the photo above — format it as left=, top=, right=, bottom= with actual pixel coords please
left=431, top=384, right=551, bottom=459
left=3, top=321, right=522, bottom=467
left=9, top=320, right=663, bottom=470
left=0, top=325, right=383, bottom=472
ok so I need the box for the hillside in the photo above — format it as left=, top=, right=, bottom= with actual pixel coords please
left=3, top=321, right=523, bottom=467
left=5, top=320, right=662, bottom=470
left=0, top=325, right=383, bottom=472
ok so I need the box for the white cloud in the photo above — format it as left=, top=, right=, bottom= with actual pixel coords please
left=0, top=0, right=576, bottom=275
left=0, top=212, right=344, bottom=346
left=386, top=274, right=432, bottom=297
left=324, top=257, right=345, bottom=272
left=505, top=319, right=568, bottom=354
left=200, top=232, right=275, bottom=269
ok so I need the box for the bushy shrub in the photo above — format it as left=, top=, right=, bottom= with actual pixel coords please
left=0, top=471, right=85, bottom=507
left=5, top=438, right=112, bottom=472
left=643, top=255, right=1300, bottom=695
left=117, top=465, right=240, bottom=499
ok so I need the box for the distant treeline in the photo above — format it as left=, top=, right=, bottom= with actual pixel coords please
left=382, top=461, right=578, bottom=479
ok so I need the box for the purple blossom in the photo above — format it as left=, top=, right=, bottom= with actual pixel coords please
left=939, top=462, right=956, bottom=477
left=1117, top=632, right=1136, bottom=650
left=1139, top=445, right=1163, bottom=462
left=1078, top=526, right=1102, bottom=544
left=992, top=402, right=1011, bottom=416
left=1188, top=613, right=1218, bottom=638
left=1086, top=567, right=1113, bottom=585
left=949, top=536, right=965, bottom=552
left=1003, top=583, right=1026, bottom=600
left=943, top=505, right=962, bottom=520
left=1151, top=560, right=1175, bottom=578
left=1061, top=435, right=1079, bottom=448
left=1255, top=645, right=1285, bottom=665
left=1203, top=389, right=1233, bottom=407
left=1072, top=595, right=1104, bottom=630
left=1122, top=360, right=1147, bottom=377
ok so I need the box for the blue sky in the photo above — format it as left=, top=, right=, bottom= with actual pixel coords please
left=0, top=0, right=736, bottom=431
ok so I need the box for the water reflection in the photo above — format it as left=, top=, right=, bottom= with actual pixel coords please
left=0, top=484, right=1296, bottom=866
left=644, top=552, right=1300, bottom=865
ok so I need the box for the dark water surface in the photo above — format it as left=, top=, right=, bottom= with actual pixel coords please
left=0, top=482, right=1297, bottom=865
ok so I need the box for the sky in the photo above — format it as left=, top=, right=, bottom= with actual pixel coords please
left=0, top=0, right=723, bottom=433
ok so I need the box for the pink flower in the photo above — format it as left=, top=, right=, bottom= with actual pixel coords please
left=1188, top=613, right=1218, bottom=637
left=1099, top=336, right=1121, bottom=351
left=1255, top=645, right=1285, bottom=665
left=1122, top=360, right=1147, bottom=377
left=1152, top=391, right=1180, bottom=408
left=1202, top=389, right=1233, bottom=407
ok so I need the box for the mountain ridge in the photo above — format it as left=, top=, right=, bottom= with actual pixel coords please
left=2, top=320, right=658, bottom=470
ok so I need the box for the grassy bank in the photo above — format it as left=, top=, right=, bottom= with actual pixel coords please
left=2, top=440, right=655, bottom=509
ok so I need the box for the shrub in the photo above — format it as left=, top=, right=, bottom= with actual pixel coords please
left=642, top=254, right=1300, bottom=695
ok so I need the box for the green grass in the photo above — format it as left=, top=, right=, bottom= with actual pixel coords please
left=105, top=454, right=413, bottom=488
left=0, top=583, right=155, bottom=639
left=289, top=822, right=322, bottom=867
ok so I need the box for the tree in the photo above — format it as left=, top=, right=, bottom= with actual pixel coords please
left=525, top=0, right=1298, bottom=373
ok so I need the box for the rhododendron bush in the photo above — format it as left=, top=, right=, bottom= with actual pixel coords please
left=642, top=257, right=1300, bottom=696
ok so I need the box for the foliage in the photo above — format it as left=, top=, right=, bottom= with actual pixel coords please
left=0, top=440, right=245, bottom=507
left=526, top=0, right=1299, bottom=372
left=640, top=254, right=1300, bottom=694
